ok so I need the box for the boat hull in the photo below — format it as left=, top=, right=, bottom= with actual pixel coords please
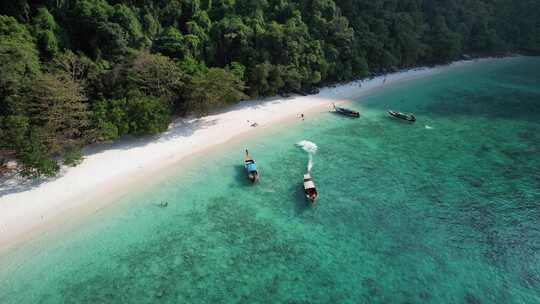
left=336, top=108, right=360, bottom=118
left=334, top=104, right=360, bottom=118
left=244, top=150, right=259, bottom=184
left=388, top=110, right=416, bottom=122
left=305, top=192, right=317, bottom=206
left=303, top=173, right=317, bottom=206
left=247, top=171, right=259, bottom=183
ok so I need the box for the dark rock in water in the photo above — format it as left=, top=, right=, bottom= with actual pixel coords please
left=460, top=175, right=484, bottom=188
left=418, top=291, right=430, bottom=300
left=502, top=166, right=521, bottom=180
left=522, top=269, right=540, bottom=289
left=470, top=179, right=483, bottom=188
left=459, top=174, right=484, bottom=188
left=465, top=292, right=481, bottom=304
left=361, top=278, right=379, bottom=296
left=518, top=130, right=534, bottom=140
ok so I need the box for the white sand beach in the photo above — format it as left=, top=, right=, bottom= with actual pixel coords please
left=0, top=58, right=496, bottom=252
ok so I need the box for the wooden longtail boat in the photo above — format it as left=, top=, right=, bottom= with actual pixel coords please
left=388, top=110, right=416, bottom=122
left=244, top=149, right=259, bottom=184
left=303, top=173, right=318, bottom=206
left=333, top=103, right=360, bottom=118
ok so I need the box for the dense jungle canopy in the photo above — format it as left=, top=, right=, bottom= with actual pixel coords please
left=1, top=0, right=539, bottom=176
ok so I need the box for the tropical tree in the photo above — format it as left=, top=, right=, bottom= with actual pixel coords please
left=27, top=73, right=91, bottom=154
left=186, top=68, right=246, bottom=114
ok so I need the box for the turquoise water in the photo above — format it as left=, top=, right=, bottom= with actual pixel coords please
left=1, top=57, right=540, bottom=303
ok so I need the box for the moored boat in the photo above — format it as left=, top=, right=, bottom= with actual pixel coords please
left=388, top=110, right=416, bottom=122
left=333, top=103, right=360, bottom=118
left=244, top=149, right=259, bottom=183
left=303, top=173, right=318, bottom=206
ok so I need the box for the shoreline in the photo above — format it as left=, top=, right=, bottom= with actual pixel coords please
left=0, top=57, right=504, bottom=254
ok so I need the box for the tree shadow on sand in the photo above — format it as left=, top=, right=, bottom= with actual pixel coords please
left=0, top=118, right=221, bottom=198
left=0, top=171, right=50, bottom=197
left=83, top=117, right=220, bottom=154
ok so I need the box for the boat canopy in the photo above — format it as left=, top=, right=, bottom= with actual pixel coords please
left=304, top=180, right=316, bottom=189
left=246, top=163, right=257, bottom=172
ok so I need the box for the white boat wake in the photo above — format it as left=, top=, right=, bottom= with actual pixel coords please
left=296, top=140, right=318, bottom=173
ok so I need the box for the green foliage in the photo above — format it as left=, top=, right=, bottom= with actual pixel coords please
left=142, top=13, right=160, bottom=39
left=31, top=8, right=59, bottom=58
left=154, top=26, right=186, bottom=58
left=126, top=96, right=171, bottom=136
left=0, top=15, right=40, bottom=114
left=63, top=149, right=84, bottom=167
left=92, top=96, right=171, bottom=138
left=92, top=100, right=115, bottom=141
left=111, top=4, right=144, bottom=48
left=106, top=51, right=185, bottom=114
left=28, top=73, right=90, bottom=154
left=18, top=129, right=60, bottom=178
left=0, top=1, right=30, bottom=22
left=124, top=52, right=184, bottom=101
left=228, top=61, right=245, bottom=80
left=427, top=16, right=462, bottom=62
left=91, top=99, right=128, bottom=140
left=186, top=68, right=247, bottom=114
left=0, top=0, right=538, bottom=177
left=49, top=50, right=102, bottom=91
left=248, top=62, right=273, bottom=96
left=177, top=55, right=208, bottom=77
left=0, top=115, right=29, bottom=151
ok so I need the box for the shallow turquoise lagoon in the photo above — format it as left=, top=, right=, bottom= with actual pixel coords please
left=1, top=57, right=540, bottom=303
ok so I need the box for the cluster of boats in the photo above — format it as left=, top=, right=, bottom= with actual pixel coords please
left=242, top=105, right=416, bottom=207
left=244, top=149, right=318, bottom=206
left=333, top=103, right=416, bottom=122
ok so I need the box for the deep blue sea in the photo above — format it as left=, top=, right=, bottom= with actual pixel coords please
left=1, top=57, right=539, bottom=303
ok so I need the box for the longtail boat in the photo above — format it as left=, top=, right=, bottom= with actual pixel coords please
left=333, top=103, right=360, bottom=118
left=244, top=149, right=259, bottom=184
left=388, top=110, right=416, bottom=122
left=303, top=173, right=318, bottom=206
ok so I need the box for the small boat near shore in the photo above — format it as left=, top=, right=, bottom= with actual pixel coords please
left=244, top=149, right=259, bottom=183
left=388, top=110, right=416, bottom=122
left=333, top=103, right=360, bottom=118
left=303, top=173, right=318, bottom=206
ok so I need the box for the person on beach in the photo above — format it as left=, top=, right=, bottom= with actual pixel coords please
left=301, top=113, right=305, bottom=120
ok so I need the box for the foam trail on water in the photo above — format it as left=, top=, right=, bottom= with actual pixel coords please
left=296, top=140, right=318, bottom=172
